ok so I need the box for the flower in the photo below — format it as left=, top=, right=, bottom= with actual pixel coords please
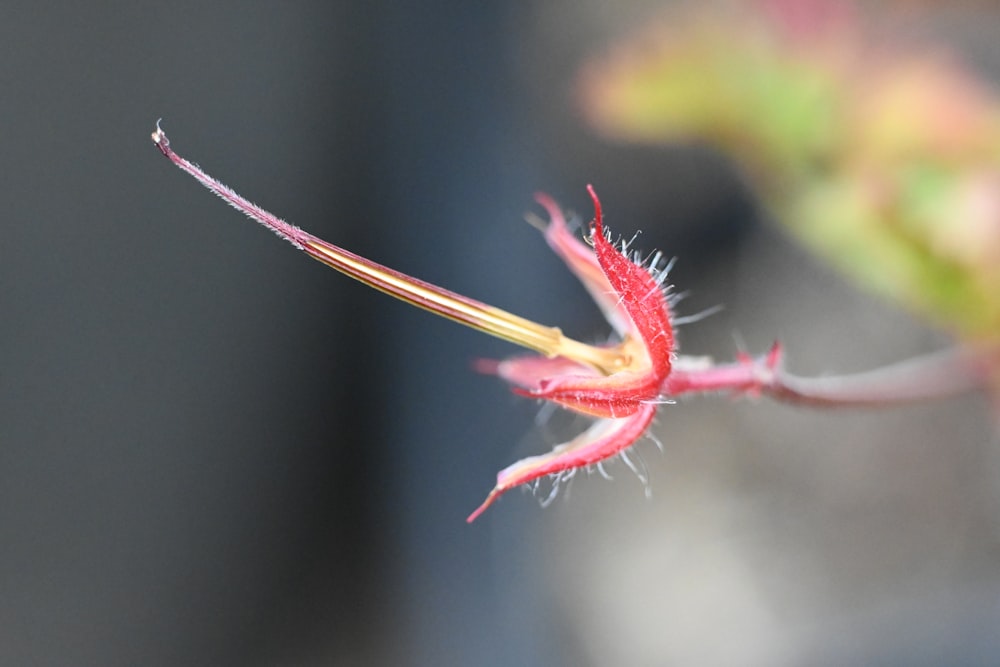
left=467, top=187, right=676, bottom=521
left=153, top=122, right=995, bottom=523
left=152, top=122, right=677, bottom=521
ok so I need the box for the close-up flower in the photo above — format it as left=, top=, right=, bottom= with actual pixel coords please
left=152, top=123, right=993, bottom=522
left=7, top=3, right=1000, bottom=664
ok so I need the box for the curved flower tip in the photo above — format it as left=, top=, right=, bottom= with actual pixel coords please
left=467, top=488, right=502, bottom=523
left=585, top=185, right=675, bottom=382
left=467, top=404, right=658, bottom=522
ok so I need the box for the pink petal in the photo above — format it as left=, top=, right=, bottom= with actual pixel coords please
left=515, top=370, right=660, bottom=418
left=475, top=354, right=599, bottom=391
left=536, top=193, right=634, bottom=337
left=466, top=403, right=658, bottom=522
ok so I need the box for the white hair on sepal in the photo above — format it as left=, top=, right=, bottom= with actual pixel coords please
left=646, top=430, right=665, bottom=454
left=533, top=400, right=560, bottom=427
left=530, top=467, right=579, bottom=509
left=620, top=230, right=642, bottom=254
left=672, top=304, right=724, bottom=326
left=641, top=396, right=677, bottom=405
left=533, top=421, right=666, bottom=511
left=619, top=446, right=651, bottom=497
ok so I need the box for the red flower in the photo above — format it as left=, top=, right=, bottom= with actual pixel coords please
left=153, top=122, right=995, bottom=523
left=467, top=187, right=676, bottom=521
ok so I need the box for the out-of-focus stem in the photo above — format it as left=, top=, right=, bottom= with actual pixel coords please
left=765, top=346, right=997, bottom=407
left=665, top=344, right=998, bottom=407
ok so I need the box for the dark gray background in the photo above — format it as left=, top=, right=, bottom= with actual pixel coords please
left=2, top=2, right=998, bottom=665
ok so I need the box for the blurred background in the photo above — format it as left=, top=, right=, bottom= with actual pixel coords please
left=1, top=1, right=998, bottom=665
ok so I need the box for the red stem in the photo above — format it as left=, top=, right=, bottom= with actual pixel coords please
left=665, top=344, right=997, bottom=408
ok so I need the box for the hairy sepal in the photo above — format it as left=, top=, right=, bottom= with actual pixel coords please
left=587, top=185, right=674, bottom=382
left=516, top=187, right=674, bottom=417
left=466, top=403, right=657, bottom=522
left=470, top=188, right=676, bottom=518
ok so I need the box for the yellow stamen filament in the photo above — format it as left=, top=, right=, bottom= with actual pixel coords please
left=150, top=123, right=633, bottom=376
left=305, top=240, right=630, bottom=375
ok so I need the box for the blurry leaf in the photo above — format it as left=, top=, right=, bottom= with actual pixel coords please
left=579, top=1, right=1000, bottom=344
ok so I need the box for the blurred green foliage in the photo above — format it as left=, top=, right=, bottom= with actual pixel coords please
left=578, top=1, right=1000, bottom=343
